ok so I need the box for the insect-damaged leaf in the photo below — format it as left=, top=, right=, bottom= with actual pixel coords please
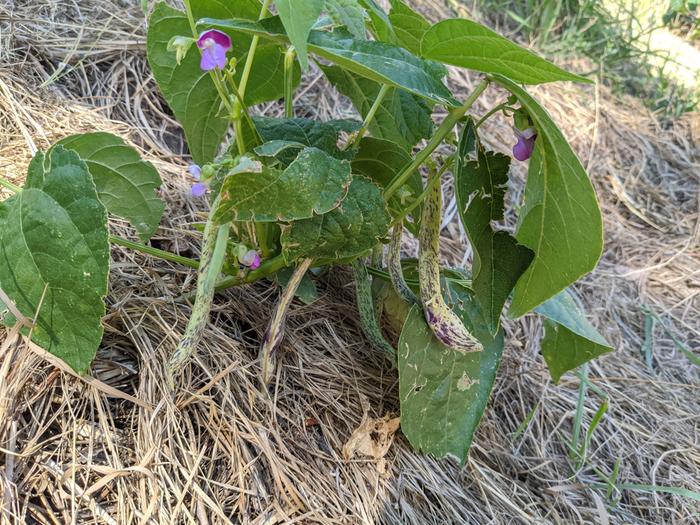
left=55, top=133, right=164, bottom=242
left=281, top=175, right=390, bottom=264
left=0, top=147, right=109, bottom=374
left=214, top=147, right=352, bottom=223
left=398, top=281, right=504, bottom=463
left=455, top=120, right=533, bottom=334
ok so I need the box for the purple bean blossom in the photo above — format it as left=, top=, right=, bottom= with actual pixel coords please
left=240, top=249, right=261, bottom=270
left=196, top=30, right=232, bottom=71
left=512, top=127, right=537, bottom=161
left=188, top=164, right=207, bottom=197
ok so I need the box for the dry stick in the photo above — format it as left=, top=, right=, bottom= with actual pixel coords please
left=258, top=258, right=313, bottom=385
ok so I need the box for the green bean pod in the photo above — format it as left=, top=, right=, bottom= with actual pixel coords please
left=388, top=223, right=420, bottom=306
left=351, top=259, right=396, bottom=357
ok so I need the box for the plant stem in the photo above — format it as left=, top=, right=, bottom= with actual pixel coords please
left=182, top=0, right=197, bottom=34
left=0, top=177, right=21, bottom=193
left=475, top=102, right=510, bottom=129
left=283, top=46, right=297, bottom=118
left=214, top=253, right=287, bottom=292
left=352, top=84, right=391, bottom=147
left=109, top=235, right=200, bottom=269
left=384, top=79, right=489, bottom=200
left=238, top=0, right=272, bottom=101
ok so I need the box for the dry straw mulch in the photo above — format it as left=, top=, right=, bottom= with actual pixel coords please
left=1, top=1, right=699, bottom=524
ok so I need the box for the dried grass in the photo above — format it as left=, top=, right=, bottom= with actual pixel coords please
left=1, top=1, right=699, bottom=524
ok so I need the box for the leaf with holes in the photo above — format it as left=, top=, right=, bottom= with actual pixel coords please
left=0, top=147, right=109, bottom=374
left=535, top=289, right=613, bottom=382
left=55, top=133, right=164, bottom=242
left=399, top=281, right=504, bottom=463
left=214, top=147, right=352, bottom=223
left=493, top=76, right=604, bottom=317
left=455, top=120, right=533, bottom=334
left=280, top=175, right=390, bottom=264
left=421, top=18, right=590, bottom=84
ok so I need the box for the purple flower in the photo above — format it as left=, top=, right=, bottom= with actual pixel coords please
left=191, top=183, right=208, bottom=197
left=240, top=249, right=261, bottom=270
left=188, top=164, right=202, bottom=180
left=196, top=30, right=232, bottom=71
left=513, top=127, right=537, bottom=161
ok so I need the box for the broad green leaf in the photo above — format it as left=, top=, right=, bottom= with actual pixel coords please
left=536, top=289, right=613, bottom=382
left=325, top=0, right=367, bottom=39
left=0, top=148, right=109, bottom=374
left=455, top=121, right=533, bottom=334
left=214, top=147, right=351, bottom=222
left=421, top=19, right=590, bottom=84
left=493, top=76, right=604, bottom=317
left=55, top=133, right=164, bottom=242
left=398, top=282, right=504, bottom=463
left=276, top=0, right=324, bottom=71
left=351, top=137, right=422, bottom=229
left=200, top=17, right=458, bottom=106
left=358, top=0, right=396, bottom=42
left=387, top=0, right=430, bottom=56
left=322, top=65, right=433, bottom=151
left=281, top=175, right=390, bottom=263
left=252, top=116, right=360, bottom=164
left=253, top=140, right=306, bottom=158
left=147, top=3, right=227, bottom=165
left=234, top=43, right=301, bottom=106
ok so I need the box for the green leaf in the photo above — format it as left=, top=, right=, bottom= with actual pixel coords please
left=351, top=137, right=421, bottom=228
left=147, top=3, right=227, bottom=165
left=387, top=0, right=431, bottom=56
left=252, top=116, right=360, bottom=164
left=200, top=17, right=458, bottom=106
left=234, top=43, right=301, bottom=106
left=421, top=19, right=590, bottom=84
left=281, top=175, right=390, bottom=263
left=0, top=147, right=109, bottom=374
left=325, top=0, right=367, bottom=39
left=322, top=65, right=433, bottom=151
left=214, top=147, right=351, bottom=222
left=55, top=133, right=164, bottom=242
left=535, top=289, right=613, bottom=382
left=398, top=282, right=504, bottom=463
left=276, top=0, right=324, bottom=71
left=493, top=76, right=604, bottom=317
left=253, top=140, right=306, bottom=158
left=455, top=120, right=533, bottom=334
left=358, top=0, right=395, bottom=42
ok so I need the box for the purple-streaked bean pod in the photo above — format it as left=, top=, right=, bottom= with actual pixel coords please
left=388, top=223, right=420, bottom=306
left=418, top=174, right=482, bottom=353
left=259, top=258, right=313, bottom=385
left=351, top=259, right=395, bottom=358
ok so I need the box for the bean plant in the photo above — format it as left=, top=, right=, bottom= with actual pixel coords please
left=0, top=0, right=613, bottom=461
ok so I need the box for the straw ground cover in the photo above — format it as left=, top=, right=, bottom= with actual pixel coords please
left=0, top=0, right=699, bottom=523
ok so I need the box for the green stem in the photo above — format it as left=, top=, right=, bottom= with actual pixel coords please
left=109, top=235, right=200, bottom=269
left=352, top=84, right=391, bottom=147
left=283, top=46, right=297, bottom=118
left=214, top=253, right=287, bottom=292
left=238, top=0, right=272, bottom=101
left=384, top=79, right=489, bottom=200
left=182, top=0, right=197, bottom=34
left=475, top=102, right=511, bottom=129
left=0, top=177, right=21, bottom=193
left=389, top=156, right=453, bottom=228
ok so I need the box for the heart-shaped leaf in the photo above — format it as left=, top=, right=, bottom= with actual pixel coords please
left=56, top=133, right=164, bottom=242
left=0, top=147, right=109, bottom=374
